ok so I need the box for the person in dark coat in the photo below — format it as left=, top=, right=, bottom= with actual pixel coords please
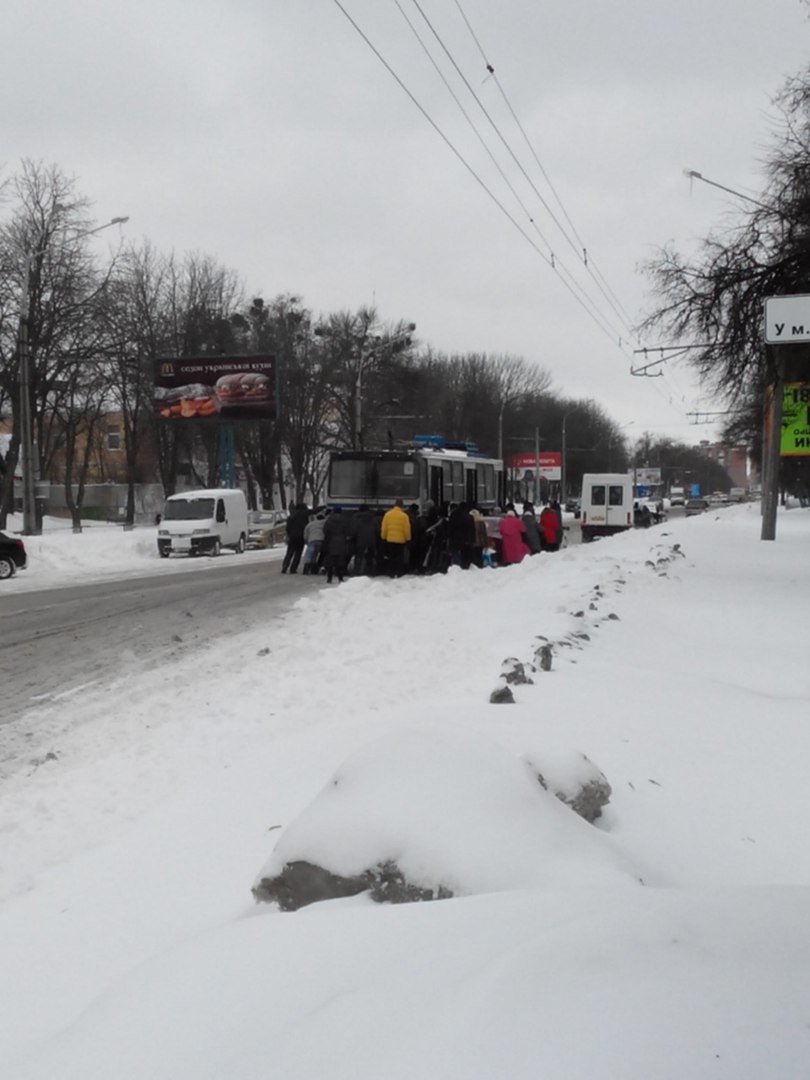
left=281, top=502, right=310, bottom=573
left=322, top=506, right=352, bottom=583
left=447, top=501, right=476, bottom=568
left=407, top=503, right=429, bottom=573
left=422, top=502, right=444, bottom=574
left=352, top=504, right=379, bottom=576
left=521, top=502, right=543, bottom=555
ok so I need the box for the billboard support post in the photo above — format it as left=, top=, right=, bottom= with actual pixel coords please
left=219, top=424, right=235, bottom=488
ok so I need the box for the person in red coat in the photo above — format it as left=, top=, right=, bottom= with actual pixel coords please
left=498, top=506, right=530, bottom=565
left=540, top=504, right=562, bottom=551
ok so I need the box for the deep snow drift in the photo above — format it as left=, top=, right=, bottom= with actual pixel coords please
left=2, top=503, right=810, bottom=1079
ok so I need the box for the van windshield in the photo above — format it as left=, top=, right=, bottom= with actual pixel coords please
left=164, top=498, right=215, bottom=521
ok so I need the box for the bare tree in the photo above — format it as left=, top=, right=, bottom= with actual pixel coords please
left=641, top=63, right=810, bottom=454
left=0, top=160, right=116, bottom=527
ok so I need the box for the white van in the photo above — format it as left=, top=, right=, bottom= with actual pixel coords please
left=157, top=488, right=249, bottom=557
left=580, top=474, right=633, bottom=542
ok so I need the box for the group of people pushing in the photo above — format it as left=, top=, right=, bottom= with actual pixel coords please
left=280, top=498, right=564, bottom=583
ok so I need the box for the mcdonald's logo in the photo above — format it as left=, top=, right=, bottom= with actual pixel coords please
left=160, top=361, right=175, bottom=377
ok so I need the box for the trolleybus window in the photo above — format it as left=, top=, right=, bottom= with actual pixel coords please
left=477, top=463, right=495, bottom=503
left=329, top=457, right=419, bottom=501
left=451, top=461, right=464, bottom=503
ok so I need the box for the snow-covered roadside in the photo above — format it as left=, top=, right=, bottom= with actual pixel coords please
left=0, top=514, right=283, bottom=593
left=2, top=503, right=810, bottom=1079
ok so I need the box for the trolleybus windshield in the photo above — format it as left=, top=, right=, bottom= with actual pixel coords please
left=330, top=456, right=420, bottom=501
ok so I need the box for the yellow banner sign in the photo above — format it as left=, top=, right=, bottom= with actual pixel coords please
left=781, top=383, right=810, bottom=456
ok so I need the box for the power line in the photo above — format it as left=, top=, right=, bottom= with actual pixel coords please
left=393, top=0, right=625, bottom=345
left=452, top=0, right=639, bottom=337
left=330, top=2, right=698, bottom=427
left=330, top=0, right=639, bottom=350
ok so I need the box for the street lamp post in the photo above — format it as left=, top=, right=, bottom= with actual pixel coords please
left=17, top=216, right=128, bottom=534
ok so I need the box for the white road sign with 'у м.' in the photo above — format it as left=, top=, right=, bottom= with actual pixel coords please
left=764, top=295, right=810, bottom=344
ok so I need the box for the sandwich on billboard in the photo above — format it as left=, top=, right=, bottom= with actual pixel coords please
left=154, top=355, right=277, bottom=422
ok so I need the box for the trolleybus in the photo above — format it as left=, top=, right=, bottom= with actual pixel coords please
left=326, top=439, right=504, bottom=514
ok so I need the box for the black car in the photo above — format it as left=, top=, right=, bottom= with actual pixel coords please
left=0, top=531, right=27, bottom=579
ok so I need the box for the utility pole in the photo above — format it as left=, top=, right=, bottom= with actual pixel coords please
left=760, top=347, right=783, bottom=541
left=534, top=427, right=540, bottom=504
left=18, top=261, right=37, bottom=535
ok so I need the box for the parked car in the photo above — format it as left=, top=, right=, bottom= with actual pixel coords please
left=0, top=531, right=27, bottom=579
left=247, top=509, right=287, bottom=549
left=684, top=497, right=710, bottom=516
left=564, top=497, right=581, bottom=517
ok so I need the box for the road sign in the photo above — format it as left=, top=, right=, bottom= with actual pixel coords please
left=764, top=295, right=810, bottom=344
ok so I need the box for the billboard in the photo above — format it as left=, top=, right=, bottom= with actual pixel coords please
left=781, top=383, right=810, bottom=456
left=634, top=467, right=662, bottom=486
left=154, top=355, right=276, bottom=422
left=507, top=451, right=561, bottom=481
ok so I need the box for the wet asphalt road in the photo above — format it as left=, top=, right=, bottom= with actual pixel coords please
left=0, top=557, right=319, bottom=728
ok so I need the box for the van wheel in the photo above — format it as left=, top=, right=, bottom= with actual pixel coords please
left=159, top=548, right=170, bottom=559
left=236, top=533, right=246, bottom=554
left=211, top=539, right=221, bottom=557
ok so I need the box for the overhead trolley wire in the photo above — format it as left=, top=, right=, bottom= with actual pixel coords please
left=330, top=2, right=694, bottom=426
left=418, top=0, right=638, bottom=342
left=393, top=0, right=626, bottom=346
left=330, top=0, right=636, bottom=350
left=453, top=0, right=637, bottom=336
left=448, top=2, right=702, bottom=423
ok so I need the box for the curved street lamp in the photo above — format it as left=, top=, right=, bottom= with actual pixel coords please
left=17, top=216, right=129, bottom=534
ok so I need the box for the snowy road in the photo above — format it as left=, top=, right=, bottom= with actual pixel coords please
left=0, top=560, right=318, bottom=727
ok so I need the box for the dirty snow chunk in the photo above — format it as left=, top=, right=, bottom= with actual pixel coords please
left=530, top=751, right=613, bottom=823
left=252, top=858, right=453, bottom=910
left=500, top=658, right=533, bottom=685
left=252, top=729, right=650, bottom=905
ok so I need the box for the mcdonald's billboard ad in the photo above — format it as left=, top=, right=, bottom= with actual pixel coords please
left=154, top=355, right=277, bottom=422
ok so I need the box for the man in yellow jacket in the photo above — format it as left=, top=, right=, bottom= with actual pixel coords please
left=380, top=498, right=412, bottom=578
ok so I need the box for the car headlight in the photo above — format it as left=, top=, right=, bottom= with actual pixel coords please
left=158, top=529, right=169, bottom=536
left=192, top=528, right=210, bottom=536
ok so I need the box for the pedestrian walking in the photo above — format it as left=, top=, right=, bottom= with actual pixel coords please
left=281, top=502, right=310, bottom=573
left=380, top=498, right=411, bottom=578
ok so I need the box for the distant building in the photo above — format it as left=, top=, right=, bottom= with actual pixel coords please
left=698, top=441, right=749, bottom=489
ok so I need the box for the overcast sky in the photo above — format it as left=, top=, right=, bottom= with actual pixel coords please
left=3, top=0, right=808, bottom=447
